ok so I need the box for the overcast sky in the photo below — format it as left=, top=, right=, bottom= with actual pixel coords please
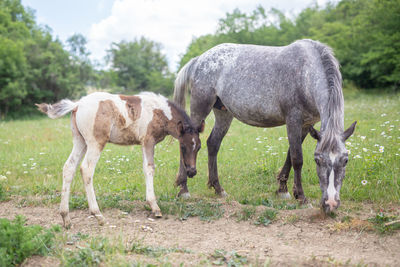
left=22, top=0, right=333, bottom=71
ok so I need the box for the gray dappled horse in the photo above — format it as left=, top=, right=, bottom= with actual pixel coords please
left=173, top=39, right=356, bottom=213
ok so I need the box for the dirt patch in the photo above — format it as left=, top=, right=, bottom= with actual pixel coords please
left=1, top=199, right=399, bottom=266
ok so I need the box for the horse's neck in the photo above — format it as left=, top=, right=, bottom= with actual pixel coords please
left=165, top=107, right=182, bottom=139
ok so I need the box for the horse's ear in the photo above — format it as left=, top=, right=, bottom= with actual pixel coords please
left=198, top=120, right=205, bottom=133
left=309, top=125, right=321, bottom=141
left=177, top=121, right=185, bottom=137
left=342, top=121, right=357, bottom=141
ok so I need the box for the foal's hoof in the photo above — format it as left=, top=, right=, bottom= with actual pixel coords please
left=95, top=214, right=106, bottom=226
left=61, top=215, right=71, bottom=229
left=179, top=192, right=191, bottom=199
left=217, top=190, right=228, bottom=198
left=154, top=210, right=163, bottom=218
left=277, top=191, right=291, bottom=200
left=297, top=197, right=308, bottom=205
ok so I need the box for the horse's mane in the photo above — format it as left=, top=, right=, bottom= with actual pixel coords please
left=306, top=40, right=344, bottom=151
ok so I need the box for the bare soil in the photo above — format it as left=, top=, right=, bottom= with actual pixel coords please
left=1, top=199, right=399, bottom=266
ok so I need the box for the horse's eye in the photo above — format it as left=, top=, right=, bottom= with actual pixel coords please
left=314, top=158, right=320, bottom=165
left=343, top=158, right=348, bottom=165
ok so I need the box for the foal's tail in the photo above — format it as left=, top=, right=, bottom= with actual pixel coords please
left=36, top=99, right=78, bottom=119
left=173, top=57, right=198, bottom=110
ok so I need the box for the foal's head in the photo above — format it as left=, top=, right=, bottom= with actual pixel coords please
left=310, top=121, right=357, bottom=213
left=177, top=120, right=205, bottom=178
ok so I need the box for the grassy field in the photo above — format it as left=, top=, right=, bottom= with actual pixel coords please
left=0, top=91, right=399, bottom=210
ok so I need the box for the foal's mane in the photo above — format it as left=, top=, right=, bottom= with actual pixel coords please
left=167, top=100, right=197, bottom=132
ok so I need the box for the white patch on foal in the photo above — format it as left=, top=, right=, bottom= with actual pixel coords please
left=135, top=92, right=172, bottom=140
left=192, top=137, right=196, bottom=151
left=327, top=152, right=338, bottom=202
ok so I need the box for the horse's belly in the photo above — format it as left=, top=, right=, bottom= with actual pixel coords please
left=109, top=125, right=141, bottom=145
left=225, top=100, right=286, bottom=128
left=233, top=113, right=285, bottom=127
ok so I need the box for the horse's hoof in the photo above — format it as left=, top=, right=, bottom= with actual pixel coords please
left=179, top=192, right=191, bottom=199
left=277, top=192, right=291, bottom=200
left=95, top=214, right=105, bottom=226
left=217, top=190, right=228, bottom=197
left=63, top=221, right=71, bottom=229
left=297, top=197, right=308, bottom=205
left=154, top=210, right=163, bottom=218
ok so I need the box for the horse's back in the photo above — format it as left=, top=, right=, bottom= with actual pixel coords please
left=191, top=41, right=324, bottom=127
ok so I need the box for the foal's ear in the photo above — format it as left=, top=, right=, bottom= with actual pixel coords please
left=342, top=121, right=357, bottom=141
left=309, top=125, right=321, bottom=141
left=177, top=121, right=185, bottom=137
left=198, top=120, right=205, bottom=133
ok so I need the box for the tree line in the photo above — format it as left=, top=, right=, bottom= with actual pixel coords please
left=180, top=0, right=400, bottom=91
left=1, top=0, right=399, bottom=118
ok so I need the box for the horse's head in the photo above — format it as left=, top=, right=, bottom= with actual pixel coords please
left=177, top=120, right=205, bottom=178
left=309, top=121, right=357, bottom=213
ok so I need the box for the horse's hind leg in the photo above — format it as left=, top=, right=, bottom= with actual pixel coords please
left=277, top=127, right=310, bottom=199
left=207, top=108, right=233, bottom=195
left=80, top=144, right=105, bottom=225
left=60, top=113, right=87, bottom=228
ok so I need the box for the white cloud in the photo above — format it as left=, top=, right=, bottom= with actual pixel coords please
left=87, top=0, right=331, bottom=71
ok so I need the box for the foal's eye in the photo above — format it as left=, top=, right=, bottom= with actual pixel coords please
left=314, top=158, right=320, bottom=165
left=343, top=158, right=348, bottom=165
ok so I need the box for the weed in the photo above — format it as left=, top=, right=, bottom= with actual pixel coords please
left=0, top=183, right=8, bottom=202
left=235, top=206, right=257, bottom=221
left=210, top=249, right=248, bottom=266
left=129, top=241, right=190, bottom=258
left=368, top=212, right=400, bottom=234
left=0, top=215, right=61, bottom=266
left=159, top=200, right=224, bottom=221
left=255, top=209, right=278, bottom=226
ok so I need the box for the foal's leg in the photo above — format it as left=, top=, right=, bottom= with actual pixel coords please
left=277, top=127, right=310, bottom=199
left=286, top=115, right=307, bottom=203
left=142, top=140, right=162, bottom=217
left=60, top=135, right=87, bottom=228
left=207, top=108, right=233, bottom=195
left=80, top=144, right=105, bottom=225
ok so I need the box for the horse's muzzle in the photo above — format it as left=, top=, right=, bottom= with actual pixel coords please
left=322, top=198, right=341, bottom=213
left=186, top=167, right=197, bottom=178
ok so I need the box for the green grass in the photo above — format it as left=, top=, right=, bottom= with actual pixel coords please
left=0, top=92, right=399, bottom=208
left=0, top=216, right=61, bottom=266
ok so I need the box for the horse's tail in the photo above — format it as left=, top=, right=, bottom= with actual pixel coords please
left=36, top=99, right=78, bottom=119
left=173, top=57, right=198, bottom=110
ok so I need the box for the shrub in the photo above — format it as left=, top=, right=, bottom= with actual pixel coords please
left=0, top=215, right=60, bottom=266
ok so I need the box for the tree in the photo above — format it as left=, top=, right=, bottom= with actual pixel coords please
left=107, top=37, right=174, bottom=95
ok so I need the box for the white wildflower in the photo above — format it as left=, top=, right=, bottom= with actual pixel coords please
left=362, top=148, right=368, bottom=152
left=361, top=180, right=368, bottom=186
left=360, top=136, right=366, bottom=140
left=6, top=171, right=11, bottom=175
left=379, top=146, right=384, bottom=153
left=354, top=155, right=362, bottom=159
left=0, top=175, right=7, bottom=181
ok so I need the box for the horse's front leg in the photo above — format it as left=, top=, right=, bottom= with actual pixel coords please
left=175, top=156, right=190, bottom=198
left=142, top=141, right=162, bottom=217
left=207, top=108, right=233, bottom=196
left=286, top=116, right=307, bottom=204
left=80, top=145, right=105, bottom=225
left=277, top=127, right=310, bottom=199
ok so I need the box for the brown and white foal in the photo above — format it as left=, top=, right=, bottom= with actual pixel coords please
left=37, top=92, right=204, bottom=228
